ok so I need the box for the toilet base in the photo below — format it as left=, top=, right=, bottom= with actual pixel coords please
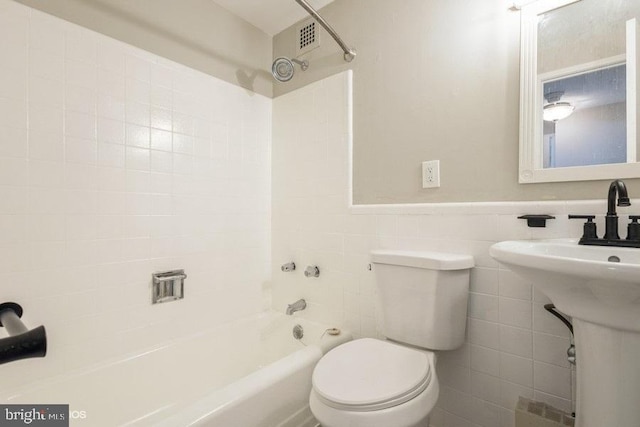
left=309, top=374, right=438, bottom=427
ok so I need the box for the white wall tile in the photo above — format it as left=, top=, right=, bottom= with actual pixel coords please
left=468, top=293, right=499, bottom=322
left=375, top=214, right=398, bottom=237
left=30, top=105, right=63, bottom=135
left=65, top=32, right=96, bottom=64
left=98, top=143, right=125, bottom=168
left=0, top=1, right=271, bottom=397
left=439, top=386, right=476, bottom=422
left=29, top=161, right=64, bottom=188
left=150, top=85, right=172, bottom=109
left=471, top=345, right=500, bottom=376
left=533, top=361, right=572, bottom=399
left=467, top=318, right=500, bottom=350
left=472, top=398, right=501, bottom=427
left=97, top=93, right=125, bottom=121
left=30, top=49, right=63, bottom=81
left=499, top=269, right=532, bottom=300
left=65, top=111, right=96, bottom=140
left=439, top=359, right=471, bottom=393
left=66, top=60, right=97, bottom=89
left=30, top=132, right=64, bottom=162
left=499, top=325, right=533, bottom=358
left=0, top=127, right=28, bottom=158
left=66, top=137, right=97, bottom=165
left=471, top=371, right=501, bottom=405
left=30, top=11, right=65, bottom=54
left=500, top=353, right=533, bottom=388
left=98, top=117, right=125, bottom=145
left=125, top=147, right=150, bottom=171
left=0, top=97, right=27, bottom=129
left=125, top=123, right=150, bottom=148
left=533, top=332, right=571, bottom=368
left=65, top=84, right=96, bottom=114
left=499, top=408, right=516, bottom=427
left=125, top=100, right=150, bottom=126
left=151, top=106, right=172, bottom=131
left=126, top=78, right=150, bottom=104
left=499, top=297, right=532, bottom=329
left=470, top=267, right=499, bottom=295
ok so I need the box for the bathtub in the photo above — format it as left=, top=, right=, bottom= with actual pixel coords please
left=2, top=311, right=351, bottom=426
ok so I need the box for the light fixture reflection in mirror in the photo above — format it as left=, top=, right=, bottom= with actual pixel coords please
left=542, top=92, right=575, bottom=122
left=543, top=103, right=575, bottom=121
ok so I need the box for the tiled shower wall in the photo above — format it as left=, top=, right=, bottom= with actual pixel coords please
left=0, top=0, right=271, bottom=392
left=272, top=71, right=602, bottom=427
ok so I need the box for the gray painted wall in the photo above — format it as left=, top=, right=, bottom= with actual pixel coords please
left=273, top=0, right=640, bottom=203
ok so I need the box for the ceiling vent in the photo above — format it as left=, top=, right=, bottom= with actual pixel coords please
left=296, top=18, right=320, bottom=56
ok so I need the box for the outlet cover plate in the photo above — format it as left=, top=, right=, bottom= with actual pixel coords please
left=422, top=160, right=440, bottom=188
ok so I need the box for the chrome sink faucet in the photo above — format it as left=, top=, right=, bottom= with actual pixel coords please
left=286, top=299, right=306, bottom=315
left=604, top=179, right=631, bottom=240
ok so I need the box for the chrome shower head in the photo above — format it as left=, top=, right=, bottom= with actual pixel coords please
left=271, top=57, right=308, bottom=82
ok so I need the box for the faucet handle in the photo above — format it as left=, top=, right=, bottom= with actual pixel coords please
left=304, top=266, right=320, bottom=278
left=281, top=262, right=296, bottom=272
left=568, top=215, right=597, bottom=240
left=627, top=216, right=640, bottom=241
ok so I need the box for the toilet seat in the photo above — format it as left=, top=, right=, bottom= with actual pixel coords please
left=312, top=338, right=432, bottom=412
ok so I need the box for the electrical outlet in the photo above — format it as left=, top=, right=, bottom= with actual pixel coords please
left=422, top=160, right=440, bottom=188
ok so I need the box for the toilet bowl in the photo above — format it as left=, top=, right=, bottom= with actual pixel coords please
left=309, top=338, right=439, bottom=427
left=309, top=250, right=474, bottom=427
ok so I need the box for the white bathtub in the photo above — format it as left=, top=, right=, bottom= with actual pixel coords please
left=2, top=311, right=351, bottom=426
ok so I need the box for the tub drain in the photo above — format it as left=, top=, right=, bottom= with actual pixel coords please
left=293, top=324, right=304, bottom=340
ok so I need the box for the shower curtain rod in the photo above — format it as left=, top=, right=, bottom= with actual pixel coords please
left=294, top=0, right=356, bottom=62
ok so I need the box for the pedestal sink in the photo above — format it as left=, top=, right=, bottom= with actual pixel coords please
left=490, top=239, right=640, bottom=427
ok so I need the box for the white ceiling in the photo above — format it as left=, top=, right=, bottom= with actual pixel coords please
left=211, top=0, right=334, bottom=36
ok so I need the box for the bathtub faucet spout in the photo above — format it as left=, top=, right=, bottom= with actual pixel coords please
left=286, top=299, right=306, bottom=315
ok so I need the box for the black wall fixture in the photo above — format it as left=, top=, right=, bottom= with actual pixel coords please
left=0, top=302, right=47, bottom=365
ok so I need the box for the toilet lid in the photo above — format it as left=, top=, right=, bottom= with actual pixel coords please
left=312, top=338, right=432, bottom=412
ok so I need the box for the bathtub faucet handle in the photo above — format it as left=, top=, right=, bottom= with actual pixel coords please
left=281, top=262, right=296, bottom=272
left=304, top=266, right=320, bottom=278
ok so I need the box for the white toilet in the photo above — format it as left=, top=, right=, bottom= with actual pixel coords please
left=309, top=249, right=474, bottom=427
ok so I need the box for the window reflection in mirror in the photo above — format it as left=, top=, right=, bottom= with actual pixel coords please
left=542, top=63, right=627, bottom=168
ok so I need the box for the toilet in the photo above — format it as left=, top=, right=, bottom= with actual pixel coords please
left=309, top=249, right=474, bottom=427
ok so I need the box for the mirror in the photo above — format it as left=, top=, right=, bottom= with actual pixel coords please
left=519, top=0, right=640, bottom=183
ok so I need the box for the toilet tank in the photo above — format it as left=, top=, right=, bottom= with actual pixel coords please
left=371, top=250, right=474, bottom=351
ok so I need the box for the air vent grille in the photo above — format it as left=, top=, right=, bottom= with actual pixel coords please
left=300, top=22, right=316, bottom=49
left=296, top=19, right=320, bottom=55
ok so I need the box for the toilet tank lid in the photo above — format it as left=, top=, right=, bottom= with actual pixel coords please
left=371, top=250, right=474, bottom=270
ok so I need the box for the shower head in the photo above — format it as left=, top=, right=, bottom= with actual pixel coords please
left=271, top=57, right=308, bottom=82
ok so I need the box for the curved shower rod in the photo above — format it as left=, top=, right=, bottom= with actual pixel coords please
left=295, top=0, right=356, bottom=62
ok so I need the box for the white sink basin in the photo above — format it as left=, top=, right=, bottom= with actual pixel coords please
left=490, top=238, right=640, bottom=332
left=490, top=239, right=640, bottom=427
